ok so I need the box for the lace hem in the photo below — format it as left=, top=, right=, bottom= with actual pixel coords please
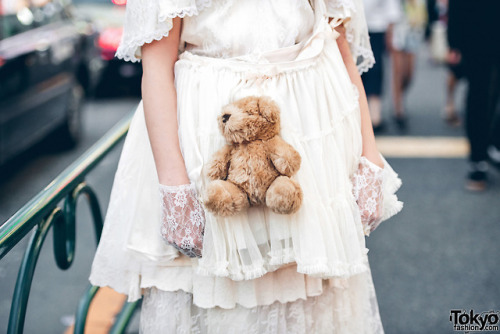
left=360, top=156, right=403, bottom=236
left=116, top=0, right=213, bottom=63
left=380, top=158, right=403, bottom=222
left=116, top=27, right=173, bottom=63
left=347, top=32, right=375, bottom=74
left=195, top=255, right=370, bottom=282
left=158, top=0, right=212, bottom=21
left=139, top=268, right=384, bottom=334
left=324, top=0, right=375, bottom=73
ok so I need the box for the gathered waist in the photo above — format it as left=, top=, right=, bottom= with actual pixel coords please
left=176, top=20, right=339, bottom=74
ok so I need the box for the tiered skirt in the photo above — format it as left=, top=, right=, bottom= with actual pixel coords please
left=90, top=23, right=401, bottom=333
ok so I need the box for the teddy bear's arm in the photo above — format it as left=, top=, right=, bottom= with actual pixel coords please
left=207, top=145, right=232, bottom=180
left=267, top=137, right=301, bottom=177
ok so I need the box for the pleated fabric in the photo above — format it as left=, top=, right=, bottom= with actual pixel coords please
left=90, top=20, right=401, bottom=334
left=176, top=27, right=369, bottom=281
left=90, top=23, right=402, bottom=306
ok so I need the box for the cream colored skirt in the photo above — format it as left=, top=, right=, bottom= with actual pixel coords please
left=90, top=22, right=401, bottom=333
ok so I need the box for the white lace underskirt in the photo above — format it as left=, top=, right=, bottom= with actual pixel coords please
left=90, top=26, right=401, bottom=313
left=139, top=267, right=384, bottom=334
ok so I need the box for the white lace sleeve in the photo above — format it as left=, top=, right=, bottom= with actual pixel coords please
left=324, top=0, right=375, bottom=73
left=116, top=0, right=211, bottom=62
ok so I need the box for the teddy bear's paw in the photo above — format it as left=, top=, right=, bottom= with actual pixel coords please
left=266, top=176, right=303, bottom=215
left=269, top=142, right=302, bottom=177
left=272, top=154, right=301, bottom=176
left=204, top=180, right=249, bottom=216
left=206, top=161, right=228, bottom=180
left=206, top=146, right=232, bottom=180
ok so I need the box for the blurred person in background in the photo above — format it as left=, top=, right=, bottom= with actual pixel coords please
left=424, top=0, right=438, bottom=40
left=430, top=0, right=463, bottom=127
left=390, top=0, right=427, bottom=130
left=448, top=0, right=500, bottom=191
left=362, top=0, right=402, bottom=133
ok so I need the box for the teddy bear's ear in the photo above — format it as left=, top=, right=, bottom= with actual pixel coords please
left=257, top=97, right=280, bottom=124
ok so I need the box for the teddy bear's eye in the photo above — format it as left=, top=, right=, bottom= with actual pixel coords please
left=222, top=114, right=231, bottom=123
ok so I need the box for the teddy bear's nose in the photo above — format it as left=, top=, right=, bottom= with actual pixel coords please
left=222, top=114, right=231, bottom=123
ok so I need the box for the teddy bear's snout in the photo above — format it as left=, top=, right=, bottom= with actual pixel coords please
left=222, top=113, right=231, bottom=123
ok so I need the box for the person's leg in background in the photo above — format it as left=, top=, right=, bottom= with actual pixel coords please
left=362, top=31, right=386, bottom=133
left=401, top=51, right=415, bottom=92
left=464, top=55, right=500, bottom=190
left=486, top=59, right=500, bottom=169
left=391, top=49, right=415, bottom=130
left=425, top=0, right=438, bottom=40
left=444, top=65, right=462, bottom=127
left=391, top=27, right=421, bottom=131
left=391, top=49, right=406, bottom=129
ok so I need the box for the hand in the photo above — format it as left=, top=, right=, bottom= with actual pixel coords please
left=159, top=183, right=206, bottom=258
left=447, top=49, right=462, bottom=65
left=352, top=157, right=384, bottom=236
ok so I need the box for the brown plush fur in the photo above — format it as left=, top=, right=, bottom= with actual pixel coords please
left=204, top=96, right=303, bottom=216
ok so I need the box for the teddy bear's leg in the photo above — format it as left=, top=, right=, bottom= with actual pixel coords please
left=265, top=176, right=303, bottom=215
left=204, top=180, right=249, bottom=216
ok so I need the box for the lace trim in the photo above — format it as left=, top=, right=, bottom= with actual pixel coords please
left=115, top=24, right=173, bottom=63
left=158, top=0, right=212, bottom=21
left=159, top=183, right=205, bottom=258
left=195, top=256, right=370, bottom=281
left=324, top=0, right=376, bottom=73
left=325, top=0, right=357, bottom=15
left=348, top=34, right=375, bottom=74
left=345, top=17, right=375, bottom=73
left=380, top=159, right=403, bottom=222
left=116, top=0, right=213, bottom=63
left=140, top=271, right=384, bottom=333
left=352, top=156, right=403, bottom=236
left=159, top=183, right=196, bottom=193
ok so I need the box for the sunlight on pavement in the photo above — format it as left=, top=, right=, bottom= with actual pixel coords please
left=376, top=136, right=469, bottom=158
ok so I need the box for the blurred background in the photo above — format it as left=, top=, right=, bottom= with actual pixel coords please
left=0, top=0, right=498, bottom=333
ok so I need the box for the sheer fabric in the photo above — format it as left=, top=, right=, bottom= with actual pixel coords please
left=91, top=0, right=403, bottom=332
left=116, top=0, right=374, bottom=73
left=324, top=0, right=375, bottom=72
left=159, top=183, right=205, bottom=258
left=91, top=24, right=402, bottom=303
left=352, top=157, right=402, bottom=236
left=352, top=157, right=384, bottom=235
left=140, top=268, right=384, bottom=334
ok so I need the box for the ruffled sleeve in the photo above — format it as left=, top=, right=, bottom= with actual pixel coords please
left=116, top=0, right=211, bottom=62
left=323, top=0, right=375, bottom=73
left=379, top=157, right=403, bottom=222
left=351, top=155, right=403, bottom=236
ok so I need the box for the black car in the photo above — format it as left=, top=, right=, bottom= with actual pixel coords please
left=72, top=0, right=142, bottom=96
left=0, top=0, right=101, bottom=165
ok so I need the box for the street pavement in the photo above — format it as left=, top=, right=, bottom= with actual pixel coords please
left=0, top=48, right=499, bottom=334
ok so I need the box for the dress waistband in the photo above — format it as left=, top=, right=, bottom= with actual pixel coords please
left=177, top=19, right=339, bottom=71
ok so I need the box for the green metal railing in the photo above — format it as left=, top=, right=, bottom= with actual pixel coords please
left=0, top=111, right=139, bottom=334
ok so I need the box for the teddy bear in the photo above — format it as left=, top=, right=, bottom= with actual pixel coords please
left=204, top=96, right=303, bottom=216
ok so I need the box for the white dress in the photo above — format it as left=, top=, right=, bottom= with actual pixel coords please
left=89, top=0, right=403, bottom=333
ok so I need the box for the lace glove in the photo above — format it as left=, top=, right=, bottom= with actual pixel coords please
left=159, top=183, right=205, bottom=258
left=352, top=157, right=385, bottom=236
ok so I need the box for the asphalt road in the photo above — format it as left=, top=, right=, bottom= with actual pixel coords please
left=0, top=49, right=499, bottom=334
